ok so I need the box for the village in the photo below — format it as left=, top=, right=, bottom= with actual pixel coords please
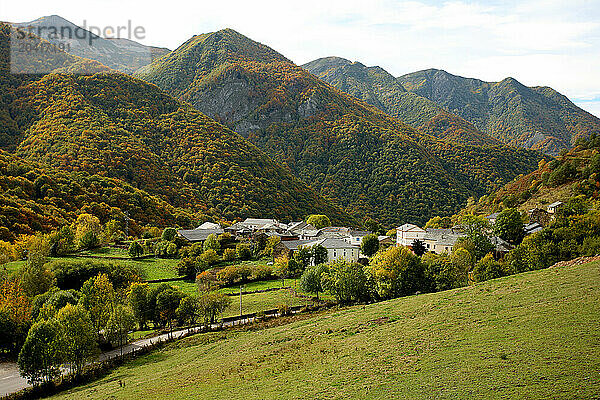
left=175, top=201, right=563, bottom=264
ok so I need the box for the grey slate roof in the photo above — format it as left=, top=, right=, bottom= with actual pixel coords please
left=308, top=238, right=357, bottom=249
left=178, top=228, right=224, bottom=242
left=424, top=228, right=465, bottom=246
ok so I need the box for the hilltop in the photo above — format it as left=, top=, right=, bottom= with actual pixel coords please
left=11, top=15, right=170, bottom=73
left=399, top=69, right=600, bottom=154
left=303, top=57, right=500, bottom=147
left=49, top=260, right=600, bottom=399
left=136, top=29, right=542, bottom=225
left=0, top=23, right=353, bottom=235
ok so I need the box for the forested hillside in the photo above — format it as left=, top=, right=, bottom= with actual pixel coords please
left=399, top=69, right=600, bottom=154
left=465, top=134, right=600, bottom=216
left=137, top=29, right=542, bottom=225
left=0, top=23, right=353, bottom=235
left=303, top=57, right=500, bottom=147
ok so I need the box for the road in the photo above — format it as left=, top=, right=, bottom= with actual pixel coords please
left=0, top=316, right=257, bottom=398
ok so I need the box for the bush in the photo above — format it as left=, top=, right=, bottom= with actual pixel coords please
left=128, top=241, right=144, bottom=258
left=161, top=228, right=178, bottom=242
left=200, top=249, right=220, bottom=266
left=223, top=248, right=236, bottom=261
left=49, top=260, right=140, bottom=290
left=217, top=265, right=240, bottom=286
left=252, top=264, right=273, bottom=280
left=235, top=243, right=252, bottom=260
left=472, top=254, right=508, bottom=282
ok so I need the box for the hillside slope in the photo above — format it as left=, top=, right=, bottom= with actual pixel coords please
left=0, top=23, right=353, bottom=230
left=51, top=260, right=600, bottom=399
left=136, top=29, right=542, bottom=225
left=465, top=134, right=600, bottom=216
left=399, top=69, right=600, bottom=154
left=303, top=57, right=500, bottom=147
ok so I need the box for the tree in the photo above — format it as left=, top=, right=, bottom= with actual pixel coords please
left=235, top=243, right=252, bottom=261
left=101, top=220, right=123, bottom=244
left=48, top=226, right=75, bottom=256
left=56, top=304, right=98, bottom=375
left=300, top=264, right=328, bottom=299
left=127, top=282, right=150, bottom=329
left=161, top=227, right=178, bottom=242
left=363, top=218, right=382, bottom=235
left=156, top=289, right=184, bottom=336
left=0, top=241, right=17, bottom=267
left=176, top=296, right=200, bottom=329
left=200, top=249, right=220, bottom=266
left=321, top=260, right=368, bottom=304
left=494, top=208, right=524, bottom=245
left=222, top=248, right=236, bottom=261
left=411, top=239, right=426, bottom=257
left=472, top=254, right=507, bottom=282
left=360, top=234, right=380, bottom=257
left=0, top=276, right=32, bottom=353
left=364, top=246, right=429, bottom=300
left=203, top=234, right=221, bottom=252
left=263, top=236, right=281, bottom=258
left=18, top=319, right=64, bottom=385
left=197, top=292, right=231, bottom=324
left=294, top=247, right=312, bottom=270
left=21, top=235, right=54, bottom=297
left=79, top=274, right=115, bottom=336
left=311, top=244, right=328, bottom=265
left=128, top=241, right=144, bottom=258
left=75, top=214, right=102, bottom=249
left=105, top=305, right=136, bottom=356
left=306, top=215, right=331, bottom=229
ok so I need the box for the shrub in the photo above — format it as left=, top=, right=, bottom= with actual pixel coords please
left=235, top=243, right=252, bottom=260
left=472, top=254, right=508, bottom=282
left=252, top=264, right=273, bottom=280
left=222, top=248, right=236, bottom=261
left=200, top=249, right=220, bottom=266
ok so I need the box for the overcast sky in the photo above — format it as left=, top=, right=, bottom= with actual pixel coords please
left=3, top=0, right=600, bottom=117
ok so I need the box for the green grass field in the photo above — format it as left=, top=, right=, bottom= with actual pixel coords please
left=4, top=255, right=179, bottom=281
left=50, top=261, right=600, bottom=399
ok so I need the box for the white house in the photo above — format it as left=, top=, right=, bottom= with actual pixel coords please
left=396, top=224, right=426, bottom=247
left=547, top=201, right=563, bottom=214
left=345, top=230, right=371, bottom=246
left=422, top=228, right=465, bottom=254
left=307, top=238, right=361, bottom=263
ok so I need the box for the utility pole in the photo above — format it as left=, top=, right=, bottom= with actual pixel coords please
left=239, top=285, right=244, bottom=318
left=124, top=211, right=130, bottom=239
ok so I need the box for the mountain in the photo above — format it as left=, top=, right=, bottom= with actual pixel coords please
left=11, top=15, right=170, bottom=73
left=303, top=57, right=501, bottom=147
left=136, top=29, right=542, bottom=226
left=0, top=23, right=353, bottom=235
left=399, top=69, right=600, bottom=154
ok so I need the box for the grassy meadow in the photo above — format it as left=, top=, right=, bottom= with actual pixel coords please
left=49, top=261, right=600, bottom=399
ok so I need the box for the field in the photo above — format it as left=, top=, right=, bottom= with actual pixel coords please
left=49, top=261, right=600, bottom=399
left=4, top=254, right=179, bottom=281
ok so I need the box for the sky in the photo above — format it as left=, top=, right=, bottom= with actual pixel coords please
left=2, top=0, right=600, bottom=117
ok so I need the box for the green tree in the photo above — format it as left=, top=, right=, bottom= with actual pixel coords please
left=79, top=274, right=115, bottom=336
left=105, top=304, right=136, bottom=356
left=306, top=215, right=331, bottom=229
left=161, top=228, right=178, bottom=242
left=361, top=234, right=380, bottom=257
left=294, top=247, right=312, bottom=270
left=411, top=239, right=426, bottom=257
left=321, top=260, right=368, bottom=304
left=311, top=244, right=328, bottom=265
left=200, top=249, right=220, bottom=266
left=203, top=234, right=221, bottom=252
left=75, top=214, right=101, bottom=250
left=235, top=243, right=252, bottom=260
left=176, top=296, right=200, bottom=329
left=156, top=289, right=185, bottom=336
left=197, top=292, right=231, bottom=324
left=494, top=208, right=524, bottom=245
left=127, top=282, right=150, bottom=329
left=128, top=241, right=144, bottom=258
left=21, top=235, right=54, bottom=297
left=472, top=254, right=507, bottom=282
left=299, top=264, right=328, bottom=299
left=18, top=319, right=64, bottom=385
left=365, top=246, right=429, bottom=300
left=56, top=304, right=98, bottom=375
